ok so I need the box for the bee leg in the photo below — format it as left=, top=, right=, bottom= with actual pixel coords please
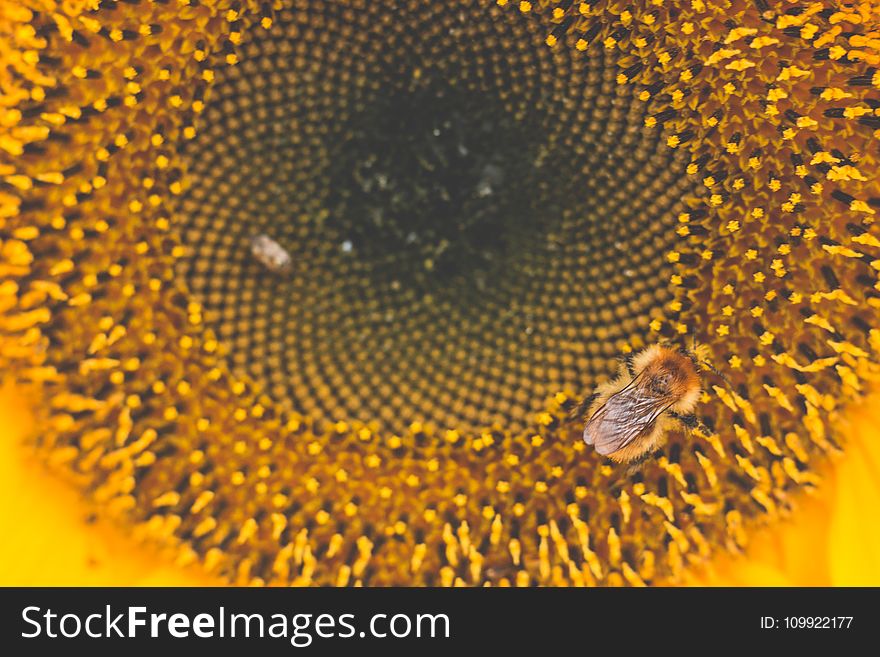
left=570, top=392, right=598, bottom=423
left=623, top=461, right=645, bottom=478
left=621, top=449, right=661, bottom=477
left=669, top=411, right=699, bottom=429
left=669, top=412, right=718, bottom=441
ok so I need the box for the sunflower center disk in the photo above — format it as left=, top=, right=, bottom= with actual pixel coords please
left=328, top=83, right=542, bottom=283
left=175, top=1, right=701, bottom=435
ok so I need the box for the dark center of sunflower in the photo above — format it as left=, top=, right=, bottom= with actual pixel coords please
left=326, top=81, right=540, bottom=286
left=174, top=0, right=702, bottom=435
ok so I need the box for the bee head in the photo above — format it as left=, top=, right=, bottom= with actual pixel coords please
left=631, top=344, right=704, bottom=415
left=647, top=347, right=701, bottom=399
left=650, top=372, right=673, bottom=395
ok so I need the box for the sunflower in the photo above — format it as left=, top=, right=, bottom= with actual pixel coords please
left=1, top=0, right=879, bottom=587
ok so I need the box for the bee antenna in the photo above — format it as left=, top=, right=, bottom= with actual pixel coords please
left=699, top=358, right=734, bottom=391
left=684, top=336, right=735, bottom=391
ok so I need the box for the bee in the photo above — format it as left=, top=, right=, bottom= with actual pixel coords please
left=577, top=343, right=713, bottom=465
left=250, top=233, right=293, bottom=274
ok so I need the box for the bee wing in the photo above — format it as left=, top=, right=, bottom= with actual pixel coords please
left=583, top=378, right=674, bottom=456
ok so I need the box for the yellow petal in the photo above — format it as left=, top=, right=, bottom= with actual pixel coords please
left=828, top=399, right=880, bottom=585
left=689, top=388, right=880, bottom=586
left=0, top=380, right=217, bottom=585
